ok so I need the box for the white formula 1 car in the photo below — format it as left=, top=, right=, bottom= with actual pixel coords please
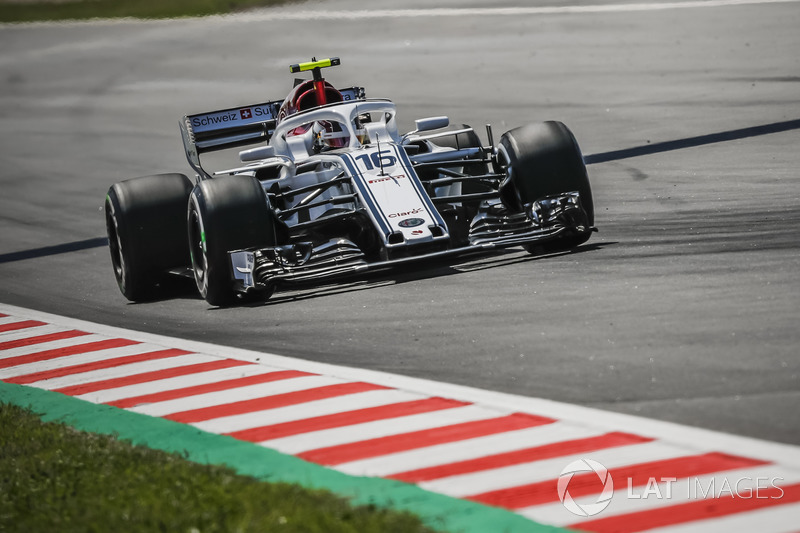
left=105, top=58, right=595, bottom=306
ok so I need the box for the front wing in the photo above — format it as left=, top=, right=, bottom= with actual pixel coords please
left=229, top=191, right=592, bottom=291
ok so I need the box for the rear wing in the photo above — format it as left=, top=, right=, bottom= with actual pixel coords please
left=180, top=87, right=365, bottom=178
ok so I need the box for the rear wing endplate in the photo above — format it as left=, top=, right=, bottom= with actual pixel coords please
left=180, top=87, right=365, bottom=179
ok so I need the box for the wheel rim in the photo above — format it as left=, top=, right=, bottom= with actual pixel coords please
left=495, top=142, right=511, bottom=174
left=105, top=199, right=126, bottom=290
left=188, top=204, right=208, bottom=294
left=496, top=142, right=523, bottom=212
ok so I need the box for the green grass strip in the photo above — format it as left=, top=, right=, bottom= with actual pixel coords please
left=1, top=402, right=438, bottom=533
left=0, top=381, right=569, bottom=533
left=0, top=0, right=291, bottom=23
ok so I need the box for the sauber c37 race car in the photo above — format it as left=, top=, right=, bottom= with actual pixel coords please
left=105, top=58, right=595, bottom=306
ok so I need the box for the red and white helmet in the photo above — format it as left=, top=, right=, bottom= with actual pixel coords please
left=277, top=80, right=343, bottom=123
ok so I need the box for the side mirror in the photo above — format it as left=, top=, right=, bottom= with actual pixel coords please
left=414, top=116, right=449, bottom=133
left=239, top=145, right=276, bottom=162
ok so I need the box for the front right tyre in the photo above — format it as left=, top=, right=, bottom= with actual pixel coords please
left=188, top=175, right=276, bottom=307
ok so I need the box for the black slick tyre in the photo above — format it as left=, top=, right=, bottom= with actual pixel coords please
left=498, top=121, right=594, bottom=250
left=188, top=175, right=275, bottom=307
left=105, top=173, right=193, bottom=301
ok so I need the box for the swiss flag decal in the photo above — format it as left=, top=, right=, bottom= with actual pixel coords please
left=240, top=109, right=253, bottom=120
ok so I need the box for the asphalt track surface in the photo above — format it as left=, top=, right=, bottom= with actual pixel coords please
left=1, top=0, right=798, bottom=449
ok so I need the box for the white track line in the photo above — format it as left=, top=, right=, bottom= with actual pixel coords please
left=0, top=333, right=110, bottom=359
left=31, top=353, right=218, bottom=391
left=191, top=388, right=428, bottom=434
left=261, top=404, right=505, bottom=455
left=2, top=0, right=798, bottom=28
left=244, top=0, right=800, bottom=21
left=76, top=363, right=272, bottom=403
left=0, top=324, right=71, bottom=341
left=419, top=440, right=689, bottom=497
left=0, top=343, right=168, bottom=379
left=129, top=374, right=346, bottom=417
left=335, top=422, right=602, bottom=477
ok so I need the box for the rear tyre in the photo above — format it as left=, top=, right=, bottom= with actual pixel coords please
left=105, top=173, right=193, bottom=301
left=498, top=121, right=594, bottom=250
left=188, top=176, right=276, bottom=307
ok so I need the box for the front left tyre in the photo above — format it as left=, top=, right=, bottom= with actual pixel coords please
left=497, top=121, right=594, bottom=251
left=105, top=173, right=193, bottom=301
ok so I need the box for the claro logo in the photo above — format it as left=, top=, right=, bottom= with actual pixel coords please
left=557, top=459, right=614, bottom=517
left=388, top=207, right=424, bottom=218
